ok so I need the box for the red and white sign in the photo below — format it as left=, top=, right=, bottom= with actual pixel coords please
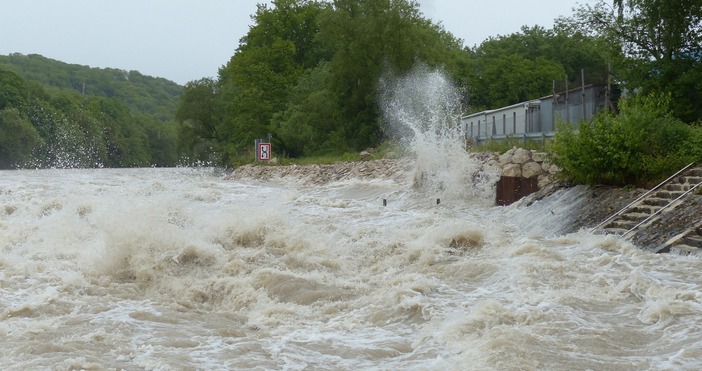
left=257, top=142, right=271, bottom=161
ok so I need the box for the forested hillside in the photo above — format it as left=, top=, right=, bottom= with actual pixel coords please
left=0, top=55, right=181, bottom=169
left=0, top=53, right=181, bottom=121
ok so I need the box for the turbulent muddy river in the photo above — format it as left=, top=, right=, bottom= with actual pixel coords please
left=2, top=66, right=702, bottom=370
left=1, top=165, right=702, bottom=370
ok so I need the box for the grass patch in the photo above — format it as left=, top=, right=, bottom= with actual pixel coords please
left=467, top=135, right=550, bottom=153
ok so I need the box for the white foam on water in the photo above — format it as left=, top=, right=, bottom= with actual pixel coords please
left=2, top=167, right=702, bottom=369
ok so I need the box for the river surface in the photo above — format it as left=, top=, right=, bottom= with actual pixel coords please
left=1, top=166, right=701, bottom=370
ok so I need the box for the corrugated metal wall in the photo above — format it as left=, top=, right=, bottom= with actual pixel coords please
left=462, top=84, right=611, bottom=142
left=495, top=176, right=539, bottom=206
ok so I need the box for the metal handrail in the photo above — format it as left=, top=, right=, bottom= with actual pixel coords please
left=621, top=178, right=702, bottom=238
left=590, top=162, right=695, bottom=232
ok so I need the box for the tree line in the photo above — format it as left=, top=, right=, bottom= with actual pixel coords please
left=549, top=0, right=702, bottom=186
left=176, top=0, right=604, bottom=164
left=176, top=0, right=700, bottom=167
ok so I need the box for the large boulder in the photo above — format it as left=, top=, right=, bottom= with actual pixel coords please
left=502, top=163, right=522, bottom=177
left=532, top=152, right=548, bottom=163
left=521, top=161, right=543, bottom=178
left=498, top=149, right=514, bottom=165
left=512, top=148, right=531, bottom=164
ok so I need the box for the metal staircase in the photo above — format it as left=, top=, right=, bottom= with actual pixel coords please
left=591, top=163, right=702, bottom=253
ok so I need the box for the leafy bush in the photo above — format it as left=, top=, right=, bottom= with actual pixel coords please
left=549, top=93, right=702, bottom=186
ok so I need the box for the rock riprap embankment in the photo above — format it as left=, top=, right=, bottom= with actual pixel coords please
left=483, top=147, right=561, bottom=189
left=225, top=158, right=414, bottom=185
left=226, top=148, right=560, bottom=189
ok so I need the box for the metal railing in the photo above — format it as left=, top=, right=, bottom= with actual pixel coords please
left=621, top=178, right=702, bottom=237
left=590, top=162, right=695, bottom=232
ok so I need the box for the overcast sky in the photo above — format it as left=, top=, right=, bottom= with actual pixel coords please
left=0, top=0, right=599, bottom=85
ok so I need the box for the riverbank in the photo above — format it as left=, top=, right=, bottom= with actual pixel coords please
left=225, top=157, right=702, bottom=252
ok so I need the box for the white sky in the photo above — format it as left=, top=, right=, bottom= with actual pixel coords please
left=0, top=0, right=600, bottom=85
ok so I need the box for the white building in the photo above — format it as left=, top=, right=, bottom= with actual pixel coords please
left=460, top=100, right=541, bottom=141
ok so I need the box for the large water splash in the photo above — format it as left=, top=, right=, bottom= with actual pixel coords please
left=379, top=64, right=498, bottom=204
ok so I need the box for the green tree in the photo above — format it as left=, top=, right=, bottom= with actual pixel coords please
left=0, top=68, right=28, bottom=110
left=577, top=0, right=702, bottom=122
left=176, top=78, right=224, bottom=163
left=271, top=62, right=343, bottom=156
left=466, top=25, right=607, bottom=111
left=141, top=116, right=178, bottom=167
left=318, top=0, right=462, bottom=149
left=1, top=54, right=181, bottom=167
left=470, top=54, right=565, bottom=109
left=0, top=108, right=42, bottom=168
left=0, top=53, right=182, bottom=121
left=216, top=0, right=327, bottom=162
left=85, top=97, right=150, bottom=167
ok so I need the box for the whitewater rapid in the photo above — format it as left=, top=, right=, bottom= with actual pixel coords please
left=1, top=167, right=701, bottom=370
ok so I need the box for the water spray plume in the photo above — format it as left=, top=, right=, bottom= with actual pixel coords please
left=379, top=64, right=498, bottom=205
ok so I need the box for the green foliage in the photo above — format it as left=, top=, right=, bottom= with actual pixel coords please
left=176, top=78, right=224, bottom=164
left=272, top=62, right=344, bottom=157
left=466, top=25, right=607, bottom=111
left=0, top=108, right=42, bottom=168
left=0, top=63, right=176, bottom=168
left=0, top=53, right=182, bottom=121
left=471, top=54, right=565, bottom=108
left=0, top=68, right=29, bottom=110
left=549, top=93, right=701, bottom=186
left=211, top=0, right=327, bottom=164
left=573, top=0, right=702, bottom=122
left=180, top=0, right=473, bottom=166
left=319, top=0, right=461, bottom=150
left=0, top=55, right=182, bottom=168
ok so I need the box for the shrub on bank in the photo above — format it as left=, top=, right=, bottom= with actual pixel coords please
left=549, top=93, right=702, bottom=186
